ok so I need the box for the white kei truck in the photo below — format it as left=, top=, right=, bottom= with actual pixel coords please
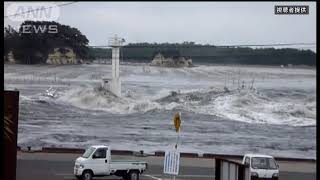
left=74, top=145, right=148, bottom=180
left=242, top=154, right=279, bottom=180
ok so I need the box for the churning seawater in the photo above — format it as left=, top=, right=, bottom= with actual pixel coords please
left=4, top=64, right=316, bottom=158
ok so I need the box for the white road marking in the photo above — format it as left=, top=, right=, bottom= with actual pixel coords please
left=143, top=174, right=163, bottom=180
left=143, top=174, right=215, bottom=179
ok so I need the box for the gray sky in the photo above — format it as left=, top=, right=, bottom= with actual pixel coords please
left=4, top=1, right=317, bottom=52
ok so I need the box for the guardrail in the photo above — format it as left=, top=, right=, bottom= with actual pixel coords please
left=17, top=146, right=316, bottom=162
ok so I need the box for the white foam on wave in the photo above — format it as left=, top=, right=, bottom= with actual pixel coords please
left=57, top=86, right=182, bottom=114
left=56, top=84, right=316, bottom=126
left=206, top=90, right=316, bottom=126
left=20, top=95, right=32, bottom=101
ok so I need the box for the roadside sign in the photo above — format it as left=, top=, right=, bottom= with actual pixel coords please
left=163, top=150, right=180, bottom=175
left=173, top=112, right=181, bottom=132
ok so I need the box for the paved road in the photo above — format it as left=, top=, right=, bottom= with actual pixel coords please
left=16, top=152, right=316, bottom=180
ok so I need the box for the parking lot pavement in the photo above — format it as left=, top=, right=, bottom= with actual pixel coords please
left=16, top=152, right=316, bottom=180
left=17, top=159, right=214, bottom=180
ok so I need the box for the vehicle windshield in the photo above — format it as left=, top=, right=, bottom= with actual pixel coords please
left=82, top=147, right=96, bottom=158
left=251, top=157, right=277, bottom=169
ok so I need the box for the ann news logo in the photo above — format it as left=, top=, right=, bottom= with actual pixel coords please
left=275, top=5, right=309, bottom=15
left=7, top=2, right=60, bottom=21
left=6, top=2, right=60, bottom=34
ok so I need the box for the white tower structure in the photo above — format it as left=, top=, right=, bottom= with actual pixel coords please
left=102, top=35, right=125, bottom=97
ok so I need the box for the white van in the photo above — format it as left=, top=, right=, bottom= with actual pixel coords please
left=242, top=154, right=279, bottom=180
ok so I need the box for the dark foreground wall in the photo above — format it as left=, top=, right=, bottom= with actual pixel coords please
left=4, top=91, right=20, bottom=180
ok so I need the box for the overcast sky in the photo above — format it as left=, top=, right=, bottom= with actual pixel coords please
left=4, top=1, right=317, bottom=52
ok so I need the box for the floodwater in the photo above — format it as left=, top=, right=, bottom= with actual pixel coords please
left=4, top=64, right=316, bottom=158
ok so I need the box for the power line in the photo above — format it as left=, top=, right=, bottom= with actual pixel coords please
left=4, top=2, right=77, bottom=18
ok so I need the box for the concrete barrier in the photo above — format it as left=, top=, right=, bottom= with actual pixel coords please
left=155, top=151, right=165, bottom=156
left=39, top=147, right=134, bottom=155
left=180, top=152, right=199, bottom=158
left=17, top=146, right=42, bottom=153
left=42, top=147, right=85, bottom=154
left=274, top=157, right=316, bottom=162
left=203, top=153, right=242, bottom=159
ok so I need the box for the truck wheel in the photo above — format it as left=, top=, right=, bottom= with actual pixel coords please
left=82, top=170, right=93, bottom=180
left=128, top=171, right=139, bottom=180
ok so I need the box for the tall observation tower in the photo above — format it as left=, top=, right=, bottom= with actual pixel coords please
left=102, top=35, right=125, bottom=97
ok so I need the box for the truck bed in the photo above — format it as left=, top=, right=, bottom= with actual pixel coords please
left=110, top=160, right=147, bottom=171
left=111, top=160, right=146, bottom=163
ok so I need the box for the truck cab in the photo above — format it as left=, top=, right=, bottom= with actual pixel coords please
left=242, top=154, right=279, bottom=180
left=74, top=145, right=147, bottom=180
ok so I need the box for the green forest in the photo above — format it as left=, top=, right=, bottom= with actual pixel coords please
left=4, top=21, right=92, bottom=64
left=91, top=43, right=316, bottom=66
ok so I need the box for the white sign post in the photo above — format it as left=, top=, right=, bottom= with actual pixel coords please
left=163, top=112, right=182, bottom=180
left=163, top=150, right=180, bottom=176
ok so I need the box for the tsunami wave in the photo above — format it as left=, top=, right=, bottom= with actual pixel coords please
left=54, top=85, right=316, bottom=127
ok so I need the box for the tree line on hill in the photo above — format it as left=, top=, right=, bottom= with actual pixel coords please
left=4, top=21, right=93, bottom=64
left=91, top=43, right=316, bottom=66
